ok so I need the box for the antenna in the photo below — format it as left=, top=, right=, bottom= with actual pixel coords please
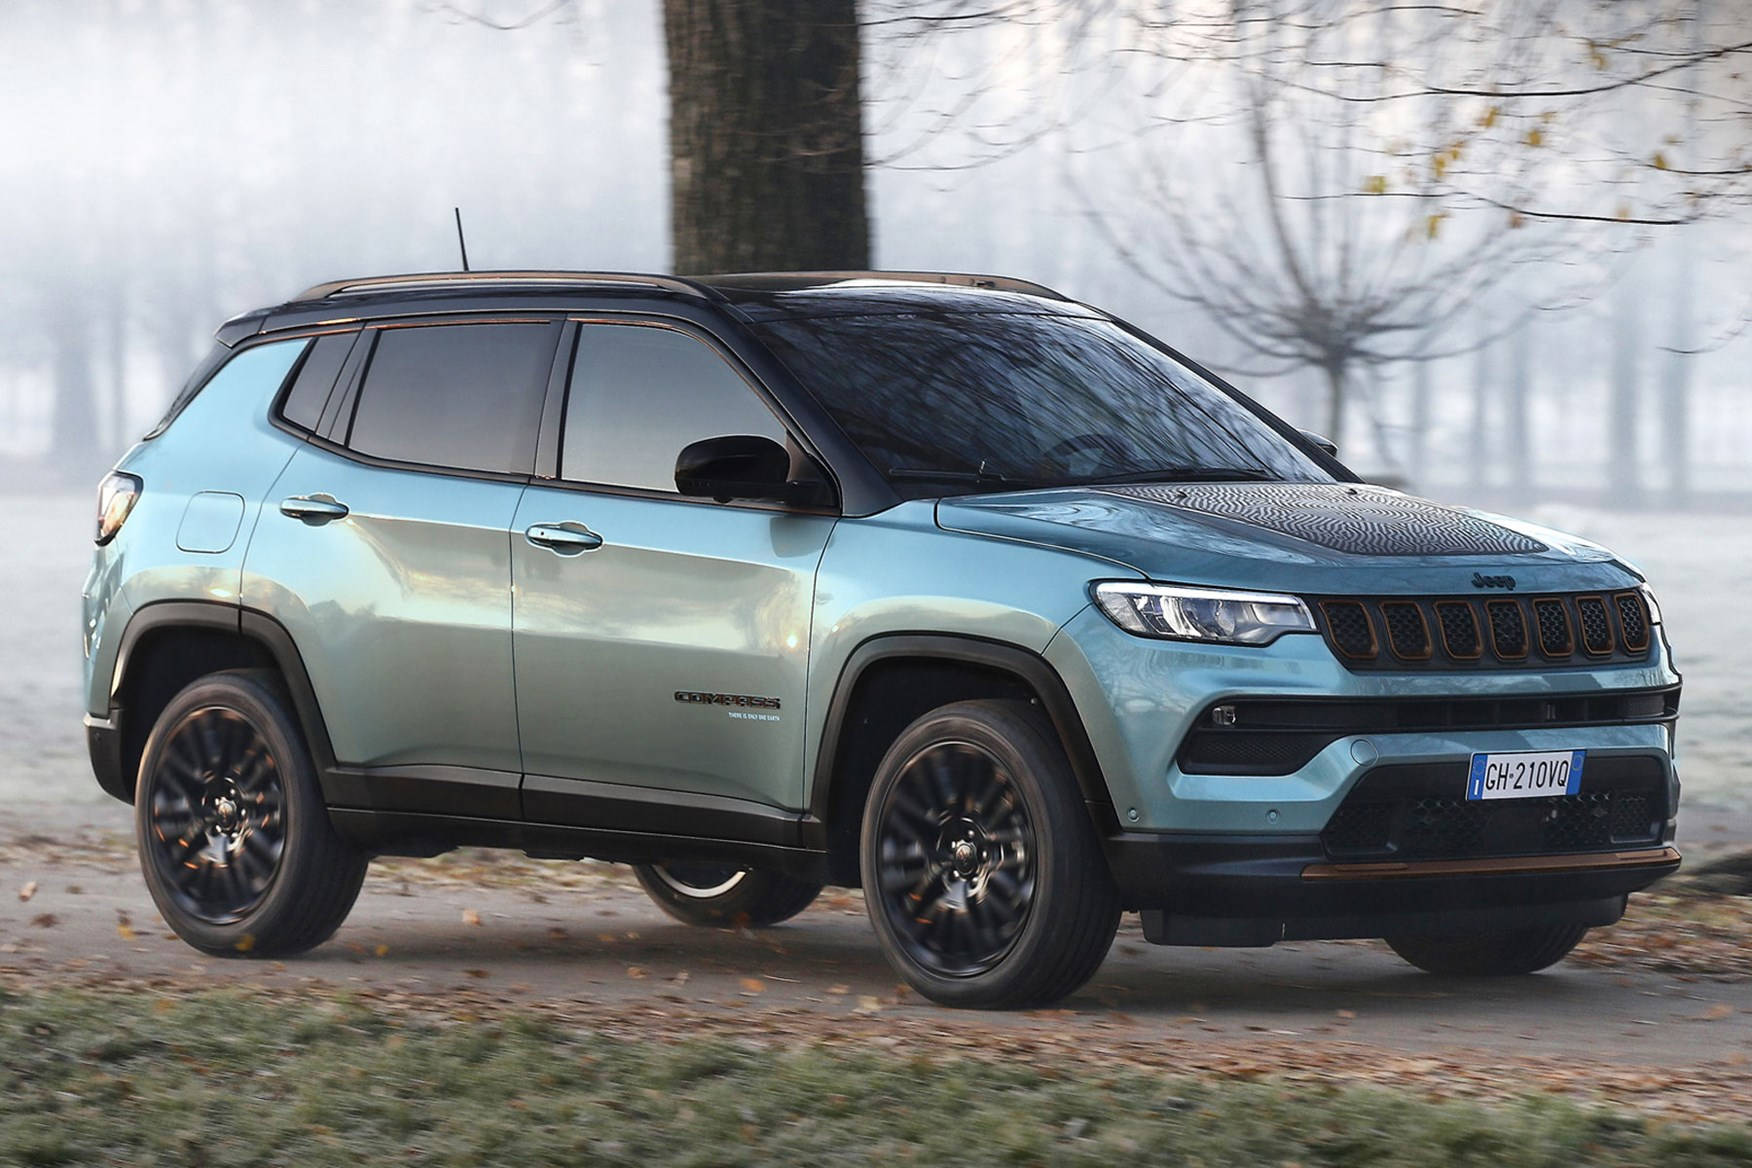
left=453, top=207, right=471, bottom=272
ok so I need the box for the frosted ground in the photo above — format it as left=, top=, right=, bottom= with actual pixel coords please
left=1, top=492, right=1744, bottom=818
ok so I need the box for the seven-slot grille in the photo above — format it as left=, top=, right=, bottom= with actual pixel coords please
left=1315, top=590, right=1652, bottom=670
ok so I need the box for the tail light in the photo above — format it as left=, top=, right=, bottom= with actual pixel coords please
left=95, top=472, right=142, bottom=545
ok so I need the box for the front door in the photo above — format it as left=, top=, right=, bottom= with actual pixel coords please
left=512, top=320, right=835, bottom=835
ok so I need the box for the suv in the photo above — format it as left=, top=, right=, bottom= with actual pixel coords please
left=82, top=270, right=1681, bottom=1008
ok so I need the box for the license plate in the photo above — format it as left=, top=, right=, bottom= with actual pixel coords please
left=1466, top=750, right=1584, bottom=800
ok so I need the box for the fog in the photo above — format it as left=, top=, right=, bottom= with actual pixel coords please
left=1, top=0, right=1748, bottom=504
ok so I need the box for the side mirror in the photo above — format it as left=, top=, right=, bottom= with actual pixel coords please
left=674, top=435, right=833, bottom=507
left=1300, top=430, right=1338, bottom=457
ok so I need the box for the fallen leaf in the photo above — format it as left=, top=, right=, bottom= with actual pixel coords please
left=1336, top=1009, right=1357, bottom=1020
left=234, top=933, right=255, bottom=952
left=17, top=881, right=37, bottom=902
left=464, top=968, right=490, bottom=979
left=853, top=995, right=883, bottom=1015
left=29, top=913, right=57, bottom=928
left=739, top=978, right=766, bottom=995
left=826, top=984, right=850, bottom=995
left=461, top=909, right=482, bottom=927
left=626, top=966, right=647, bottom=980
left=374, top=944, right=390, bottom=958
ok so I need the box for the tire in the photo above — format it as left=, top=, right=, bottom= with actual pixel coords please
left=1385, top=922, right=1590, bottom=976
left=859, top=699, right=1121, bottom=1009
left=134, top=668, right=368, bottom=958
left=633, top=862, right=822, bottom=927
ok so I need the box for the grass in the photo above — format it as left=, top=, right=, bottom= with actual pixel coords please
left=3, top=987, right=1751, bottom=1167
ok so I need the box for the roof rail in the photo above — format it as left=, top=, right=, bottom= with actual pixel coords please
left=698, top=270, right=1073, bottom=302
left=293, top=270, right=719, bottom=302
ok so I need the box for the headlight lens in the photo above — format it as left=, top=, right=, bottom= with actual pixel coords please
left=1092, top=582, right=1315, bottom=645
left=1639, top=584, right=1663, bottom=625
left=95, top=471, right=142, bottom=546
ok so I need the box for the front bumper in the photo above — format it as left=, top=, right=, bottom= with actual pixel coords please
left=1046, top=603, right=1684, bottom=942
left=1106, top=831, right=1680, bottom=945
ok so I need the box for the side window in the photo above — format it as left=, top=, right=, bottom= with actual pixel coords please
left=346, top=323, right=554, bottom=475
left=278, top=333, right=357, bottom=433
left=561, top=323, right=789, bottom=491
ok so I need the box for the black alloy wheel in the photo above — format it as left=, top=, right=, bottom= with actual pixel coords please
left=872, top=739, right=1037, bottom=978
left=144, top=705, right=287, bottom=925
left=860, top=699, right=1120, bottom=1008
left=135, top=670, right=368, bottom=957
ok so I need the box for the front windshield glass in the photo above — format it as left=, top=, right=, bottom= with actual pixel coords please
left=752, top=311, right=1333, bottom=497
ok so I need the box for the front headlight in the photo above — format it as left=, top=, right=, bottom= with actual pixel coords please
left=1091, top=582, right=1315, bottom=645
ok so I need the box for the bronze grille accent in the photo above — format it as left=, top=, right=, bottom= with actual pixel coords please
left=1486, top=599, right=1529, bottom=660
left=1314, top=591, right=1655, bottom=670
left=1319, top=600, right=1377, bottom=659
left=1532, top=598, right=1575, bottom=657
left=1380, top=601, right=1432, bottom=660
left=1434, top=601, right=1483, bottom=660
left=1576, top=596, right=1614, bottom=656
left=1616, top=592, right=1651, bottom=652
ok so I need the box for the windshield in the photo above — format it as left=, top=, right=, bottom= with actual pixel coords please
left=752, top=312, right=1334, bottom=497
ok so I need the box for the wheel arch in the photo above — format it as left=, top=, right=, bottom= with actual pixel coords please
left=103, top=601, right=336, bottom=803
left=808, top=633, right=1118, bottom=885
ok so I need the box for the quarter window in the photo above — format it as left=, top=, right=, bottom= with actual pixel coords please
left=347, top=323, right=554, bottom=475
left=560, top=323, right=789, bottom=492
left=278, top=333, right=357, bottom=433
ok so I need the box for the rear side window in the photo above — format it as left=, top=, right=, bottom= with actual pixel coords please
left=346, top=323, right=554, bottom=475
left=561, top=323, right=788, bottom=491
left=278, top=333, right=357, bottom=433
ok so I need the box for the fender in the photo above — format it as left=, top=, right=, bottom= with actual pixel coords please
left=109, top=599, right=339, bottom=774
left=806, top=632, right=1119, bottom=839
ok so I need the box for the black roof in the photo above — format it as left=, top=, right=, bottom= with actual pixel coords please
left=218, top=269, right=1089, bottom=345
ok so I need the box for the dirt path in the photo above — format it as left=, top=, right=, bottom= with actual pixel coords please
left=5, top=803, right=1749, bottom=1083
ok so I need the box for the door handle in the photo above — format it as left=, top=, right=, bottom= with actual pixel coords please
left=525, top=523, right=603, bottom=554
left=280, top=495, right=350, bottom=523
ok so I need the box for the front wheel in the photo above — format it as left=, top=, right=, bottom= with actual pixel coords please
left=134, top=669, right=368, bottom=958
left=632, top=862, right=822, bottom=927
left=859, top=699, right=1120, bottom=1009
left=1385, top=922, right=1590, bottom=976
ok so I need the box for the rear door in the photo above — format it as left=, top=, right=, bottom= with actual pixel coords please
left=512, top=319, right=836, bottom=838
left=245, top=318, right=561, bottom=816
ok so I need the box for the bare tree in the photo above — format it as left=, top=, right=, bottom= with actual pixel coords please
left=1077, top=1, right=1566, bottom=453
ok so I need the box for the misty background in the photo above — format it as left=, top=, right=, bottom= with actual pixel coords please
left=0, top=1, right=1747, bottom=811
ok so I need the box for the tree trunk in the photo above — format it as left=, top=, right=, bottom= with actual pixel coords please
left=1506, top=321, right=1531, bottom=491
left=1608, top=271, right=1641, bottom=506
left=1408, top=359, right=1431, bottom=490
left=1469, top=335, right=1491, bottom=493
left=48, top=302, right=99, bottom=477
left=1323, top=363, right=1345, bottom=451
left=663, top=0, right=870, bottom=273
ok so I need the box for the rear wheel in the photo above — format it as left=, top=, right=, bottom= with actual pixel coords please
left=860, top=699, right=1120, bottom=1009
left=135, top=669, right=367, bottom=957
left=632, top=862, right=821, bottom=927
left=1386, top=922, right=1590, bottom=976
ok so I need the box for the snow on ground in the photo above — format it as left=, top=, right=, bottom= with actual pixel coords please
left=0, top=492, right=1745, bottom=813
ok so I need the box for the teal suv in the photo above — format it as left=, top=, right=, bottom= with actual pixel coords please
left=82, top=270, right=1681, bottom=1008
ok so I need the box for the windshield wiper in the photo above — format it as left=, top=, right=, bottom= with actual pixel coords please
left=887, top=465, right=1042, bottom=487
left=1067, top=466, right=1282, bottom=486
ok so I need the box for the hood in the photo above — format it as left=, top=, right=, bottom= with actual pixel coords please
left=936, top=482, right=1640, bottom=596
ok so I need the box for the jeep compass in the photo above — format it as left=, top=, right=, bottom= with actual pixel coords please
left=81, top=270, right=1681, bottom=1008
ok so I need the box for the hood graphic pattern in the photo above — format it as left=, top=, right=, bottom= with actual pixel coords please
left=1100, top=483, right=1549, bottom=557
